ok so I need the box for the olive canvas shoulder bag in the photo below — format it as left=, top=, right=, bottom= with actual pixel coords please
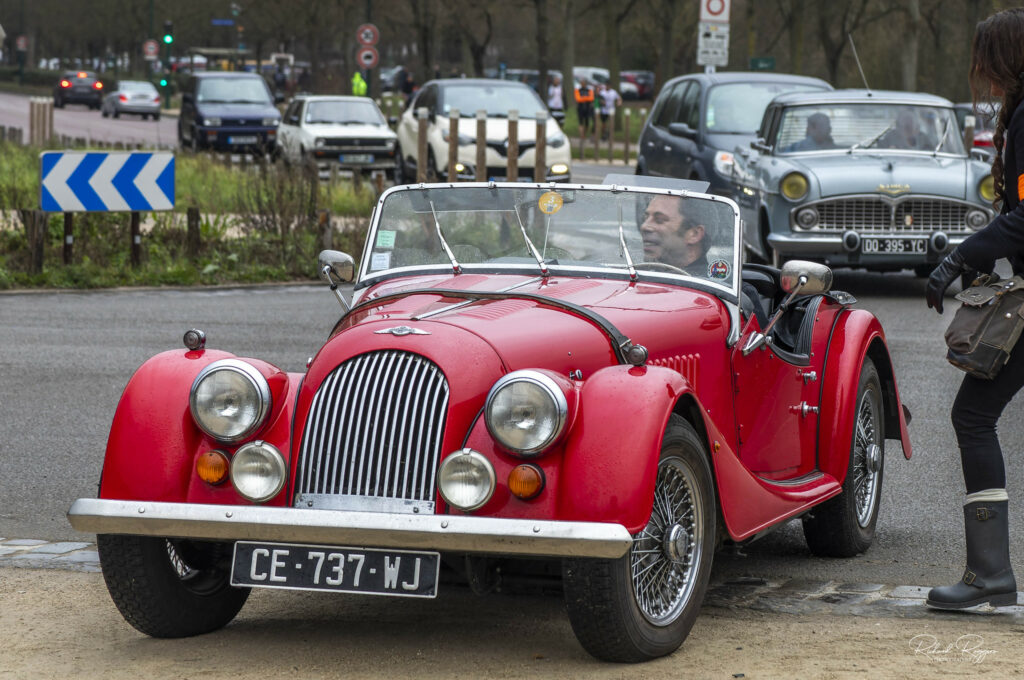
left=945, top=275, right=1024, bottom=379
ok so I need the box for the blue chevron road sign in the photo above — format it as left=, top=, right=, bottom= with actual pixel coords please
left=40, top=151, right=175, bottom=212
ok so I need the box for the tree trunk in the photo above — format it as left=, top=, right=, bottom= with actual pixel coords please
left=561, top=0, right=575, bottom=116
left=900, top=0, right=921, bottom=91
left=658, top=0, right=677, bottom=92
left=789, top=0, right=804, bottom=74
left=535, top=0, right=549, bottom=106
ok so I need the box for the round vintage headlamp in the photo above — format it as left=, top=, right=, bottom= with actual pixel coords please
left=780, top=172, right=809, bottom=201
left=795, top=207, right=819, bottom=229
left=438, top=449, right=496, bottom=511
left=315, top=137, right=325, bottom=148
left=190, top=359, right=271, bottom=442
left=485, top=371, right=568, bottom=456
left=966, top=209, right=989, bottom=230
left=230, top=441, right=286, bottom=503
left=979, top=175, right=995, bottom=203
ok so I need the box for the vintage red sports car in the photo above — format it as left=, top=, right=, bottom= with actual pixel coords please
left=69, top=176, right=911, bottom=662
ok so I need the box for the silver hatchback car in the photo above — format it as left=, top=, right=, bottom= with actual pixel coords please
left=101, top=80, right=162, bottom=121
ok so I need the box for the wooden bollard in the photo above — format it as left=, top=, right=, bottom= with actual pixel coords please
left=476, top=109, right=487, bottom=181
left=63, top=213, right=73, bottom=264
left=416, top=107, right=429, bottom=182
left=534, top=110, right=547, bottom=182
left=507, top=109, right=519, bottom=182
left=130, top=211, right=141, bottom=268
left=607, top=112, right=614, bottom=162
left=186, top=206, right=201, bottom=261
left=623, top=108, right=631, bottom=166
left=447, top=108, right=460, bottom=181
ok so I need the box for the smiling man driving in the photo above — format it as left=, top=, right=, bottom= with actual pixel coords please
left=640, top=194, right=710, bottom=277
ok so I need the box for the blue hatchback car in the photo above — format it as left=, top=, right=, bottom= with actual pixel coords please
left=636, top=72, right=831, bottom=196
left=178, top=72, right=283, bottom=153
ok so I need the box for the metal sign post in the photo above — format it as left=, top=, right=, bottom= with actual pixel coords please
left=697, top=0, right=730, bottom=73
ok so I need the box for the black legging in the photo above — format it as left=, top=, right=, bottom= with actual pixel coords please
left=951, top=339, right=1024, bottom=493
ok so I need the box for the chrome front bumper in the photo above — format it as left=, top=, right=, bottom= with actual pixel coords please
left=67, top=498, right=632, bottom=559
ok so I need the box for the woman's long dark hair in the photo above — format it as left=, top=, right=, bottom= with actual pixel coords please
left=970, top=8, right=1024, bottom=208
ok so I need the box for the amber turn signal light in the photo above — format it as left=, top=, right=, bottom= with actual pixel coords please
left=508, top=464, right=544, bottom=500
left=196, top=450, right=230, bottom=485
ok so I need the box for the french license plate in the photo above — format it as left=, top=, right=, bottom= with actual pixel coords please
left=230, top=541, right=439, bottom=598
left=861, top=237, right=926, bottom=255
left=340, top=153, right=374, bottom=163
left=228, top=135, right=259, bottom=145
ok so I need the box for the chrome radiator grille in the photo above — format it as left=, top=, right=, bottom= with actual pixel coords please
left=799, top=197, right=974, bottom=234
left=294, top=351, right=449, bottom=509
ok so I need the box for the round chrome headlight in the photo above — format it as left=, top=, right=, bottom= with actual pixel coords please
left=190, top=359, right=271, bottom=442
left=485, top=371, right=568, bottom=456
left=796, top=207, right=819, bottom=229
left=966, top=209, right=989, bottom=230
left=438, top=449, right=496, bottom=511
left=230, top=441, right=286, bottom=503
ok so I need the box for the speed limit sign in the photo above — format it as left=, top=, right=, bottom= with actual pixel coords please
left=356, top=23, right=379, bottom=46
left=357, top=46, right=379, bottom=70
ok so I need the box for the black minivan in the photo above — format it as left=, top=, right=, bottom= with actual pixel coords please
left=178, top=72, right=283, bottom=152
left=636, top=72, right=831, bottom=195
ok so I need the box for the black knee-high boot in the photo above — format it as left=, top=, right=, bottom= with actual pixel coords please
left=926, top=500, right=1017, bottom=609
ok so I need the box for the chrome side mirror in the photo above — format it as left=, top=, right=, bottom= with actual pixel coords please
left=743, top=260, right=834, bottom=355
left=318, top=250, right=355, bottom=284
left=318, top=250, right=355, bottom=312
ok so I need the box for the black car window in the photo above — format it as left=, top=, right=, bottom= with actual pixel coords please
left=653, top=82, right=687, bottom=128
left=414, top=85, right=437, bottom=113
left=706, top=82, right=826, bottom=134
left=283, top=100, right=302, bottom=125
left=676, top=81, right=701, bottom=129
left=196, top=77, right=272, bottom=104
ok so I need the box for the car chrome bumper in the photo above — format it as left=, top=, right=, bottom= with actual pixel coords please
left=67, top=498, right=632, bottom=559
left=767, top=232, right=968, bottom=262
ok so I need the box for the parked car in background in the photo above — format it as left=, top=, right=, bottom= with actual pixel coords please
left=277, top=95, right=398, bottom=179
left=395, top=78, right=571, bottom=182
left=730, top=90, right=995, bottom=272
left=69, top=176, right=910, bottom=663
left=572, top=66, right=639, bottom=99
left=379, top=65, right=403, bottom=93
left=954, top=101, right=999, bottom=159
left=636, top=72, right=831, bottom=196
left=54, top=70, right=103, bottom=109
left=178, top=72, right=282, bottom=153
left=621, top=69, right=656, bottom=100
left=101, top=80, right=161, bottom=120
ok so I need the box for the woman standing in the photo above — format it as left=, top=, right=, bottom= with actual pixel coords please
left=924, top=8, right=1024, bottom=609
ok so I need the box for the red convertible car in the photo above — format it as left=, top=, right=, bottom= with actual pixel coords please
left=69, top=177, right=911, bottom=662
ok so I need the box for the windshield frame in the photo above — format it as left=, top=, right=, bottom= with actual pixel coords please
left=356, top=182, right=743, bottom=303
left=196, top=76, right=272, bottom=105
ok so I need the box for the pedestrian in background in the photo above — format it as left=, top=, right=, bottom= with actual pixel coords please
left=547, top=75, right=564, bottom=118
left=924, top=7, right=1024, bottom=610
left=598, top=82, right=622, bottom=141
left=575, top=78, right=595, bottom=138
left=351, top=70, right=368, bottom=96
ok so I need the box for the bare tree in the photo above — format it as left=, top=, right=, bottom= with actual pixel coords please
left=900, top=0, right=921, bottom=90
left=455, top=0, right=494, bottom=77
left=816, top=0, right=897, bottom=85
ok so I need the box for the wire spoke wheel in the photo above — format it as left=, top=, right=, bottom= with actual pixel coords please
left=630, top=455, right=704, bottom=625
left=852, top=387, right=883, bottom=528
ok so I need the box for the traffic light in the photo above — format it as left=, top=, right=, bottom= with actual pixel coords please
left=159, top=77, right=168, bottom=87
left=162, top=20, right=174, bottom=45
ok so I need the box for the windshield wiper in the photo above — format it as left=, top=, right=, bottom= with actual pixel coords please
left=428, top=200, right=462, bottom=275
left=512, top=205, right=550, bottom=277
left=933, top=117, right=952, bottom=155
left=617, top=204, right=638, bottom=282
left=849, top=124, right=893, bottom=153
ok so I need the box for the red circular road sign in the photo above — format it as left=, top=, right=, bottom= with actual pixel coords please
left=143, top=39, right=159, bottom=58
left=356, top=23, right=379, bottom=46
left=16, top=35, right=28, bottom=51
left=357, top=46, right=379, bottom=70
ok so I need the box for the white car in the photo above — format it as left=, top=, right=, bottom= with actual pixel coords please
left=276, top=95, right=398, bottom=177
left=395, top=79, right=572, bottom=183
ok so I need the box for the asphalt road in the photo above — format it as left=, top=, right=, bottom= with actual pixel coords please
left=2, top=270, right=1022, bottom=590
left=0, top=91, right=178, bottom=148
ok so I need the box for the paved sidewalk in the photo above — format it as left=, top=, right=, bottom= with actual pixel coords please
left=5, top=536, right=1023, bottom=621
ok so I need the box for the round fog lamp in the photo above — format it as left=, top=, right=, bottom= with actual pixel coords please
left=966, top=209, right=988, bottom=230
left=979, top=175, right=995, bottom=203
left=796, top=207, right=819, bottom=229
left=438, top=449, right=495, bottom=511
left=780, top=172, right=809, bottom=201
left=230, top=441, right=286, bottom=503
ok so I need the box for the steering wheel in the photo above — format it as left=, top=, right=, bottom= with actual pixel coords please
left=632, top=261, right=688, bottom=275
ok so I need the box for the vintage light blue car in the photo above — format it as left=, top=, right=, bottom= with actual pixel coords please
left=731, top=90, right=996, bottom=275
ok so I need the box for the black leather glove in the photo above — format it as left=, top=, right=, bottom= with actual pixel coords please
left=926, top=249, right=968, bottom=314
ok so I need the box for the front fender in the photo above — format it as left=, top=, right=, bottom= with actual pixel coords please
left=99, top=349, right=299, bottom=505
left=818, top=310, right=912, bottom=485
left=557, top=364, right=688, bottom=533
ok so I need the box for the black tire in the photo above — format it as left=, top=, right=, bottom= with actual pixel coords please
left=394, top=144, right=410, bottom=185
left=54, top=96, right=64, bottom=109
left=113, top=109, right=120, bottom=119
left=153, top=112, right=161, bottom=121
left=563, top=415, right=716, bottom=663
left=97, top=534, right=249, bottom=638
left=802, top=357, right=885, bottom=557
left=426, top=147, right=440, bottom=182
left=101, top=108, right=109, bottom=118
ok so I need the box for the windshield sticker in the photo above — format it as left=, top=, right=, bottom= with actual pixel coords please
left=708, top=260, right=730, bottom=280
left=538, top=191, right=564, bottom=215
left=375, top=229, right=396, bottom=248
left=370, top=252, right=391, bottom=271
